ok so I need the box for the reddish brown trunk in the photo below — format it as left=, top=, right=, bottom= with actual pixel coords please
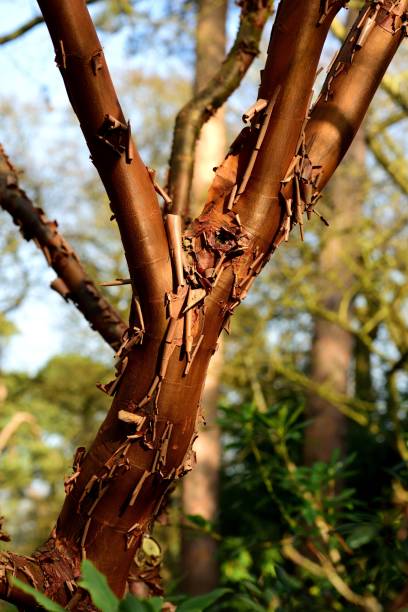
left=1, top=1, right=406, bottom=607
left=42, top=0, right=340, bottom=600
left=181, top=0, right=227, bottom=595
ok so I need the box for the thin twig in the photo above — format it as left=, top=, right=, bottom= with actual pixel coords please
left=0, top=0, right=100, bottom=45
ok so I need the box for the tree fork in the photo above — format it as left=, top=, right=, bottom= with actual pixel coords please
left=0, top=0, right=407, bottom=607
left=41, top=0, right=343, bottom=601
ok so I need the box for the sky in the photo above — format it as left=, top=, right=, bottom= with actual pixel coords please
left=0, top=1, right=351, bottom=375
left=0, top=0, right=249, bottom=374
left=0, top=1, right=140, bottom=372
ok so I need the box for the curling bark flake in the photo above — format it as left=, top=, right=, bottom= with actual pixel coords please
left=1, top=0, right=407, bottom=607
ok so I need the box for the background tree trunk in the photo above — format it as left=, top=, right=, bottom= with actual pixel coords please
left=181, top=0, right=227, bottom=595
left=304, top=9, right=367, bottom=466
left=1, top=0, right=406, bottom=605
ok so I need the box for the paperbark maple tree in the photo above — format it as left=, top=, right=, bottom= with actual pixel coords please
left=0, top=0, right=407, bottom=608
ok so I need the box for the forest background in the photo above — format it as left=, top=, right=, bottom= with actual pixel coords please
left=0, top=0, right=408, bottom=610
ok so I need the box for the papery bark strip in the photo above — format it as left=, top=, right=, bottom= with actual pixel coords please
left=168, top=0, right=274, bottom=216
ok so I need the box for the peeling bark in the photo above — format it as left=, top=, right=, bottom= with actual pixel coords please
left=1, top=0, right=406, bottom=607
left=168, top=0, right=274, bottom=216
left=180, top=0, right=227, bottom=595
left=36, top=0, right=173, bottom=336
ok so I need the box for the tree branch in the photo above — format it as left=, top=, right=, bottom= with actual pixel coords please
left=331, top=16, right=408, bottom=114
left=168, top=0, right=275, bottom=216
left=273, top=0, right=408, bottom=247
left=271, top=355, right=374, bottom=427
left=282, top=537, right=381, bottom=612
left=0, top=144, right=127, bottom=350
left=0, top=412, right=39, bottom=453
left=309, top=0, right=408, bottom=187
left=365, top=130, right=408, bottom=195
left=37, top=0, right=172, bottom=335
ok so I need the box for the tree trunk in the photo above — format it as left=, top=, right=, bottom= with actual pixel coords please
left=1, top=1, right=406, bottom=607
left=181, top=0, right=227, bottom=595
left=304, top=8, right=367, bottom=465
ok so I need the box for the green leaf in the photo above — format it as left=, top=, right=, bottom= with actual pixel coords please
left=12, top=577, right=65, bottom=612
left=177, top=588, right=231, bottom=611
left=241, top=580, right=262, bottom=598
left=229, top=594, right=265, bottom=611
left=346, top=524, right=378, bottom=549
left=186, top=514, right=208, bottom=528
left=119, top=595, right=163, bottom=611
left=78, top=559, right=119, bottom=612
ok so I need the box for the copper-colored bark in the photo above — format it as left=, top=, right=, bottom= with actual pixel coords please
left=307, top=1, right=406, bottom=192
left=44, top=0, right=342, bottom=601
left=168, top=0, right=274, bottom=216
left=36, top=0, right=173, bottom=335
left=181, top=1, right=227, bottom=594
left=0, top=145, right=126, bottom=350
left=1, top=0, right=407, bottom=607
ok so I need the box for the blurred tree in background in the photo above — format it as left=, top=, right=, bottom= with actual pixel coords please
left=0, top=1, right=408, bottom=610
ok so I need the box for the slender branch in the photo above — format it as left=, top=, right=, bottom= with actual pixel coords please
left=0, top=412, right=39, bottom=453
left=0, top=0, right=100, bottom=46
left=37, top=0, right=172, bottom=335
left=271, top=355, right=374, bottom=427
left=366, top=130, right=408, bottom=194
left=168, top=0, right=274, bottom=216
left=282, top=537, right=382, bottom=612
left=0, top=144, right=127, bottom=350
left=369, top=110, right=407, bottom=133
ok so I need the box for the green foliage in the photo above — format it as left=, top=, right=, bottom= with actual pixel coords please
left=0, top=355, right=110, bottom=550
left=0, top=314, right=16, bottom=339
left=11, top=577, right=65, bottom=612
left=213, top=392, right=408, bottom=609
left=119, top=595, right=164, bottom=612
left=79, top=560, right=120, bottom=611
left=11, top=561, right=229, bottom=612
left=176, top=589, right=231, bottom=612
